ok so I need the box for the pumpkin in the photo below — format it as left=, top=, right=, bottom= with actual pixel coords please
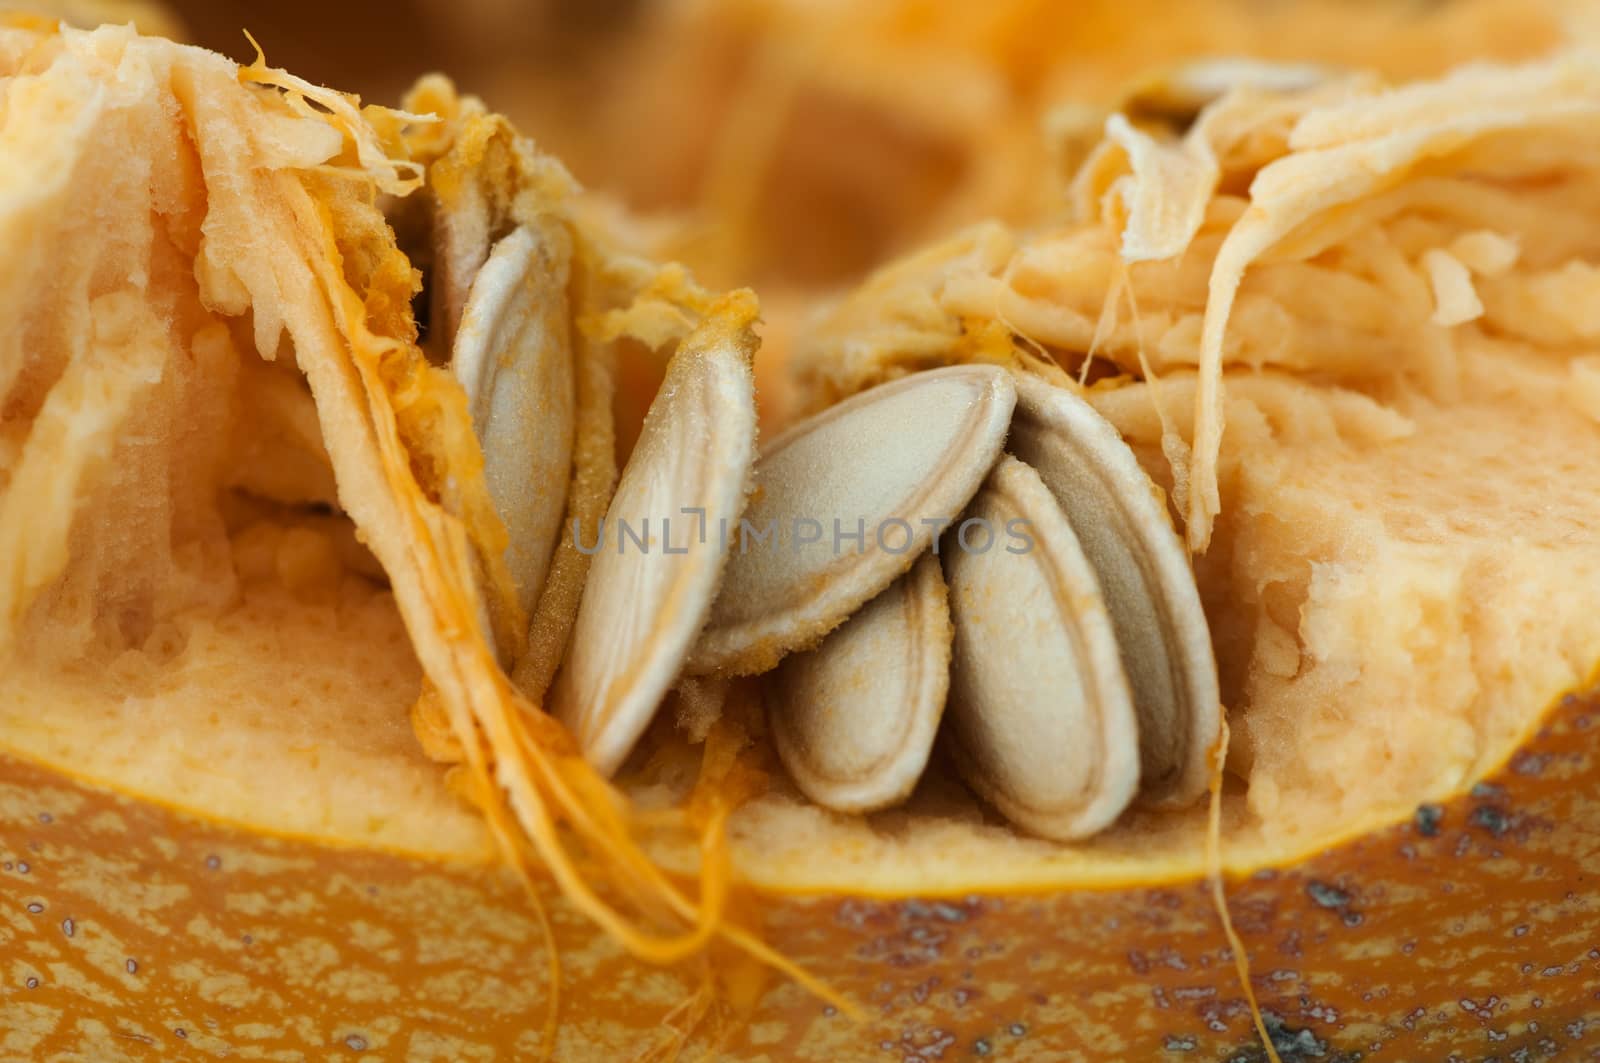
left=7, top=691, right=1600, bottom=1059
left=4, top=15, right=1600, bottom=1063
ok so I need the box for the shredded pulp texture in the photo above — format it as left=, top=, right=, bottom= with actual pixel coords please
left=589, top=0, right=1570, bottom=289
left=551, top=0, right=1581, bottom=432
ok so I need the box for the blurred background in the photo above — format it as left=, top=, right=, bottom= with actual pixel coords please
left=15, top=0, right=1582, bottom=296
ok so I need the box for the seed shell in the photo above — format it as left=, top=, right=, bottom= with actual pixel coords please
left=768, top=553, right=952, bottom=813
left=452, top=224, right=576, bottom=623
left=942, top=455, right=1140, bottom=841
left=1007, top=372, right=1220, bottom=809
left=690, top=364, right=1016, bottom=677
left=552, top=309, right=757, bottom=776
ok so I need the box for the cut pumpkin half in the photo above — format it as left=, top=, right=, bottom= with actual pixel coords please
left=4, top=16, right=1600, bottom=1063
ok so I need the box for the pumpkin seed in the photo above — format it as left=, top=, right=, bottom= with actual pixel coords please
left=767, top=553, right=951, bottom=813
left=452, top=224, right=576, bottom=623
left=551, top=313, right=757, bottom=776
left=431, top=175, right=493, bottom=351
left=690, top=364, right=1016, bottom=677
left=942, top=455, right=1140, bottom=841
left=509, top=309, right=619, bottom=703
left=1006, top=372, right=1219, bottom=809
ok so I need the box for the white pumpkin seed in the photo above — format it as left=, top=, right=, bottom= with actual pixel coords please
left=942, top=455, right=1140, bottom=841
left=690, top=364, right=1016, bottom=677
left=1006, top=372, right=1219, bottom=809
left=452, top=224, right=576, bottom=624
left=509, top=315, right=619, bottom=703
left=431, top=179, right=493, bottom=351
left=767, top=553, right=951, bottom=814
left=551, top=315, right=757, bottom=776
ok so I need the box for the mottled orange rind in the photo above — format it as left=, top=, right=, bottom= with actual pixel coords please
left=5, top=687, right=1600, bottom=1061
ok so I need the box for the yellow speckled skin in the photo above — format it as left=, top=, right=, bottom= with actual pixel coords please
left=4, top=691, right=1600, bottom=1061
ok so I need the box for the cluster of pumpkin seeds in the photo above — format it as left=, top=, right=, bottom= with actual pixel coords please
left=441, top=213, right=1218, bottom=841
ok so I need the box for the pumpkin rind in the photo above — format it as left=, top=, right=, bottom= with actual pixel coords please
left=5, top=687, right=1599, bottom=1061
